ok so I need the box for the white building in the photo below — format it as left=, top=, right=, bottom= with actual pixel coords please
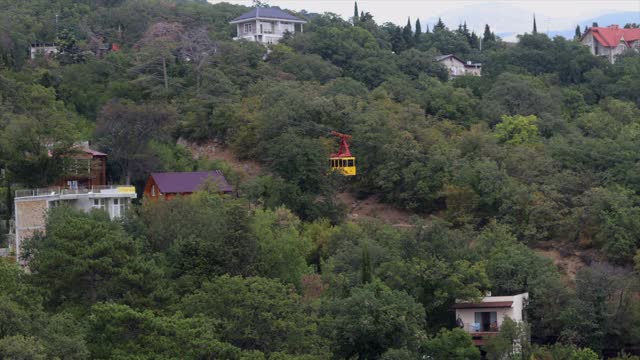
left=453, top=292, right=529, bottom=346
left=435, top=54, right=482, bottom=78
left=29, top=43, right=58, bottom=59
left=230, top=7, right=306, bottom=45
left=580, top=25, right=640, bottom=64
left=13, top=186, right=136, bottom=260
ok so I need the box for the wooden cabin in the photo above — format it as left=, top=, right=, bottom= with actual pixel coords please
left=143, top=171, right=233, bottom=200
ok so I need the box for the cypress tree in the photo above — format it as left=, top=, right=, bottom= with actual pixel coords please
left=415, top=18, right=422, bottom=40
left=426, top=24, right=430, bottom=33
left=353, top=1, right=359, bottom=23
left=575, top=24, right=581, bottom=39
left=533, top=14, right=537, bottom=33
left=361, top=244, right=372, bottom=284
left=403, top=17, right=414, bottom=48
left=470, top=31, right=479, bottom=49
left=483, top=24, right=492, bottom=42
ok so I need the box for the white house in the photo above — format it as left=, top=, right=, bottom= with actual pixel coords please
left=453, top=292, right=529, bottom=346
left=29, top=43, right=58, bottom=59
left=12, top=186, right=136, bottom=260
left=229, top=7, right=306, bottom=45
left=580, top=25, right=640, bottom=64
left=435, top=54, right=482, bottom=78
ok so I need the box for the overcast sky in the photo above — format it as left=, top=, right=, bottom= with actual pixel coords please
left=209, top=0, right=639, bottom=34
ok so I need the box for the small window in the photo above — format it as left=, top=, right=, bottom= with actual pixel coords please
left=348, top=159, right=354, bottom=167
left=244, top=23, right=252, bottom=33
left=93, top=198, right=105, bottom=211
left=151, top=185, right=156, bottom=196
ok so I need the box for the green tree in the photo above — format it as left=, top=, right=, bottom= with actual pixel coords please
left=353, top=1, right=359, bottom=23
left=0, top=335, right=46, bottom=360
left=422, top=328, right=481, bottom=360
left=485, top=317, right=530, bottom=360
left=575, top=25, right=582, bottom=39
left=252, top=207, right=313, bottom=287
left=321, top=280, right=425, bottom=359
left=533, top=14, right=537, bottom=34
left=415, top=18, right=422, bottom=41
left=402, top=17, right=414, bottom=49
left=180, top=275, right=323, bottom=355
left=23, top=206, right=160, bottom=309
left=495, top=115, right=540, bottom=145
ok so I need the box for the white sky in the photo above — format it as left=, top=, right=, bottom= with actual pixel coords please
left=209, top=0, right=639, bottom=33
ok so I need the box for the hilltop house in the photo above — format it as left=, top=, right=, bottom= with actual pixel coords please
left=13, top=186, right=136, bottom=260
left=435, top=54, right=482, bottom=77
left=230, top=7, right=306, bottom=45
left=29, top=43, right=58, bottom=59
left=453, top=292, right=529, bottom=346
left=56, top=143, right=108, bottom=189
left=143, top=171, right=233, bottom=200
left=580, top=25, right=640, bottom=64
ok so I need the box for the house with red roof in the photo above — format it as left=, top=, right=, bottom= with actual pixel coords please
left=580, top=25, right=640, bottom=64
left=143, top=171, right=233, bottom=200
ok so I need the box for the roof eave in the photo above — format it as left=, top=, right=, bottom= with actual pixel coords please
left=230, top=16, right=306, bottom=24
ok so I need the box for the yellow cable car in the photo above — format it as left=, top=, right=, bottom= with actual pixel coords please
left=330, top=156, right=356, bottom=176
left=330, top=131, right=356, bottom=176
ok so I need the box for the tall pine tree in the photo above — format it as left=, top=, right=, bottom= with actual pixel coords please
left=353, top=1, right=359, bottom=23
left=402, top=17, right=414, bottom=48
left=533, top=14, right=537, bottom=34
left=415, top=18, right=422, bottom=41
left=575, top=25, right=581, bottom=39
left=483, top=24, right=491, bottom=41
left=434, top=17, right=446, bottom=31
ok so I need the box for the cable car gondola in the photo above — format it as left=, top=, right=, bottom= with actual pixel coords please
left=329, top=131, right=356, bottom=176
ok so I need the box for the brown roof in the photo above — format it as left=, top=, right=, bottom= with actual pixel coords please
left=452, top=301, right=513, bottom=309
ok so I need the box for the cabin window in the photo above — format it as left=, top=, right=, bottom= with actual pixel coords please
left=112, top=198, right=126, bottom=218
left=348, top=159, right=354, bottom=167
left=151, top=185, right=156, bottom=196
left=474, top=311, right=498, bottom=332
left=93, top=198, right=106, bottom=211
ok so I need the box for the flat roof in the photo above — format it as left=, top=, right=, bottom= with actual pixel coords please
left=452, top=301, right=513, bottom=309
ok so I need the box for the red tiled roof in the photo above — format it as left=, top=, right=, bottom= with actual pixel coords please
left=452, top=301, right=513, bottom=309
left=150, top=171, right=233, bottom=194
left=587, top=26, right=640, bottom=48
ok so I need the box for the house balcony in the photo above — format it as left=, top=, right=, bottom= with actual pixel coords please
left=15, top=185, right=136, bottom=199
left=460, top=322, right=500, bottom=346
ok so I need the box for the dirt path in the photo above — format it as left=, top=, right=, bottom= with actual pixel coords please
left=180, top=140, right=263, bottom=180
left=337, top=192, right=420, bottom=226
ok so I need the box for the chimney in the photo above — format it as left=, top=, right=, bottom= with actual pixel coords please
left=609, top=25, right=619, bottom=29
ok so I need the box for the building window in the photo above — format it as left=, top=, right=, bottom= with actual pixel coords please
left=474, top=311, right=498, bottom=332
left=93, top=198, right=106, bottom=211
left=151, top=185, right=156, bottom=196
left=244, top=23, right=252, bottom=33
left=111, top=198, right=126, bottom=218
left=67, top=180, right=79, bottom=190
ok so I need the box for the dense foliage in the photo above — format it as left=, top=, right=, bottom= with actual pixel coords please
left=1, top=0, right=640, bottom=358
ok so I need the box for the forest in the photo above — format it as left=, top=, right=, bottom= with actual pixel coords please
left=1, top=0, right=640, bottom=358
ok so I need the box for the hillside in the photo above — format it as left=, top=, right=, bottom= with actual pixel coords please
left=1, top=0, right=640, bottom=358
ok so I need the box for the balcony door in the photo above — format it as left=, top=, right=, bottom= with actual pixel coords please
left=474, top=311, right=497, bottom=332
